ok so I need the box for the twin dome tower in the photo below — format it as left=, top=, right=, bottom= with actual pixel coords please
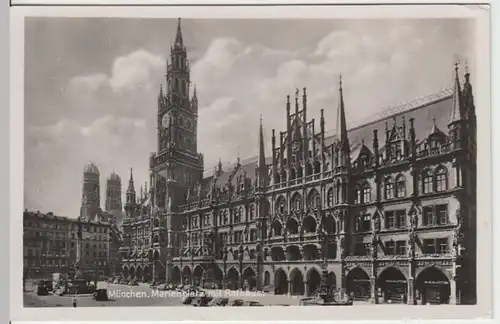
left=80, top=161, right=123, bottom=224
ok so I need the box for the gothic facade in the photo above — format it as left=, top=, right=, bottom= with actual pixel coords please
left=119, top=19, right=477, bottom=305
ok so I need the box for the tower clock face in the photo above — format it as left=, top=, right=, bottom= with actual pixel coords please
left=161, top=113, right=171, bottom=129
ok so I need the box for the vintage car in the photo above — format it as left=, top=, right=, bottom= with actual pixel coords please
left=207, top=297, right=229, bottom=307
left=128, top=280, right=139, bottom=286
left=93, top=289, right=109, bottom=301
left=192, top=296, right=214, bottom=307
left=36, top=281, right=50, bottom=296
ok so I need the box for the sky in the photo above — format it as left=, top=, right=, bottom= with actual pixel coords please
left=24, top=18, right=475, bottom=218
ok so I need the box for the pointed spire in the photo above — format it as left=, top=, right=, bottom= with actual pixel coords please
left=159, top=84, right=163, bottom=98
left=336, top=74, right=348, bottom=148
left=258, top=114, right=266, bottom=169
left=127, top=168, right=135, bottom=193
left=192, top=84, right=197, bottom=100
left=431, top=117, right=438, bottom=133
left=174, top=17, right=184, bottom=48
left=449, top=61, right=464, bottom=125
left=217, top=158, right=223, bottom=174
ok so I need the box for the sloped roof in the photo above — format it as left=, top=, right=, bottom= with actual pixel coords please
left=197, top=89, right=453, bottom=192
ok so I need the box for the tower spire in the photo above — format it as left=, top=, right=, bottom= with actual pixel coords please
left=336, top=74, right=348, bottom=148
left=258, top=115, right=267, bottom=187
left=258, top=114, right=266, bottom=168
left=174, top=17, right=184, bottom=48
left=127, top=168, right=135, bottom=193
left=449, top=61, right=464, bottom=125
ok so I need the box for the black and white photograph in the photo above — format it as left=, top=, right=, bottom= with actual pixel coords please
left=10, top=4, right=492, bottom=321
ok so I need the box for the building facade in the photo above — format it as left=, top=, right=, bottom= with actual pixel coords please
left=119, top=19, right=477, bottom=305
left=23, top=210, right=120, bottom=279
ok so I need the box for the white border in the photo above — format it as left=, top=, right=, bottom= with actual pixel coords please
left=8, top=0, right=494, bottom=7
left=10, top=4, right=492, bottom=322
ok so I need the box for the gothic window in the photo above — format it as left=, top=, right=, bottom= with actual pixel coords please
left=422, top=169, right=433, bottom=194
left=395, top=174, right=406, bottom=198
left=182, top=80, right=187, bottom=96
left=354, top=186, right=362, bottom=204
left=435, top=166, right=448, bottom=192
left=327, top=188, right=334, bottom=207
left=384, top=177, right=394, bottom=200
left=306, top=163, right=313, bottom=175
left=249, top=204, right=255, bottom=220
left=174, top=78, right=179, bottom=91
left=291, top=194, right=302, bottom=211
left=223, top=210, right=229, bottom=225
left=314, top=160, right=321, bottom=174
left=391, top=142, right=403, bottom=160
left=297, top=167, right=303, bottom=178
left=308, top=190, right=321, bottom=210
left=363, top=183, right=371, bottom=203
left=290, top=168, right=296, bottom=180
left=356, top=214, right=371, bottom=232
left=335, top=180, right=341, bottom=204
left=384, top=211, right=395, bottom=229
left=276, top=196, right=287, bottom=215
left=275, top=172, right=281, bottom=184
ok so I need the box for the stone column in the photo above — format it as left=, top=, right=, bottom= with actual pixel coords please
left=369, top=261, right=378, bottom=304
left=407, top=277, right=416, bottom=305
left=304, top=280, right=309, bottom=296
left=222, top=273, right=227, bottom=290
left=369, top=276, right=378, bottom=304
left=450, top=278, right=457, bottom=305
left=152, top=262, right=156, bottom=281
left=288, top=280, right=292, bottom=295
left=407, top=259, right=416, bottom=305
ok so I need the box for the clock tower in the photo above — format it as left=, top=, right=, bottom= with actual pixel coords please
left=150, top=18, right=204, bottom=281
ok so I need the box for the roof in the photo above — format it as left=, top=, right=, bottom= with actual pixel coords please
left=190, top=87, right=455, bottom=203
left=84, top=162, right=100, bottom=175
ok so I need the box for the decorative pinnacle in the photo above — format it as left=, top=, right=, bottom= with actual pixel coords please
left=339, top=74, right=343, bottom=89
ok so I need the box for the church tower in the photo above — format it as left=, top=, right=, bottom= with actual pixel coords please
left=150, top=18, right=204, bottom=282
left=80, top=162, right=101, bottom=221
left=105, top=172, right=123, bottom=225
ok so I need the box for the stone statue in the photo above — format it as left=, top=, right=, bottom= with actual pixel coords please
left=409, top=212, right=418, bottom=230
left=197, top=182, right=202, bottom=197
left=339, top=237, right=345, bottom=258
left=370, top=235, right=378, bottom=258
left=373, top=213, right=381, bottom=233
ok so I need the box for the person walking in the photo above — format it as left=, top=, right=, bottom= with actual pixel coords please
left=72, top=297, right=77, bottom=308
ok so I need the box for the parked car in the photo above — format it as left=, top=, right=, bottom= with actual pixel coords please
left=192, top=296, right=213, bottom=307
left=232, top=299, right=244, bottom=306
left=262, top=285, right=274, bottom=293
left=93, top=289, right=109, bottom=301
left=128, top=280, right=139, bottom=286
left=246, top=301, right=264, bottom=306
left=208, top=297, right=229, bottom=307
left=155, top=283, right=168, bottom=291
left=36, top=282, right=50, bottom=296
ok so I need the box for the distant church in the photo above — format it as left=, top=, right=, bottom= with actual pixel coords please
left=79, top=162, right=125, bottom=226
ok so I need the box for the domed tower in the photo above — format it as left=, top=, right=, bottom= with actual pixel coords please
left=105, top=172, right=123, bottom=224
left=80, top=162, right=101, bottom=221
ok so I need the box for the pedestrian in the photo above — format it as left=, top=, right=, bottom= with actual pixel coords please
left=72, top=297, right=77, bottom=308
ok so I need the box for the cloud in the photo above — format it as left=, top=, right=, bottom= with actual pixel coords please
left=109, top=50, right=164, bottom=93
left=68, top=50, right=164, bottom=96
left=24, top=19, right=474, bottom=217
